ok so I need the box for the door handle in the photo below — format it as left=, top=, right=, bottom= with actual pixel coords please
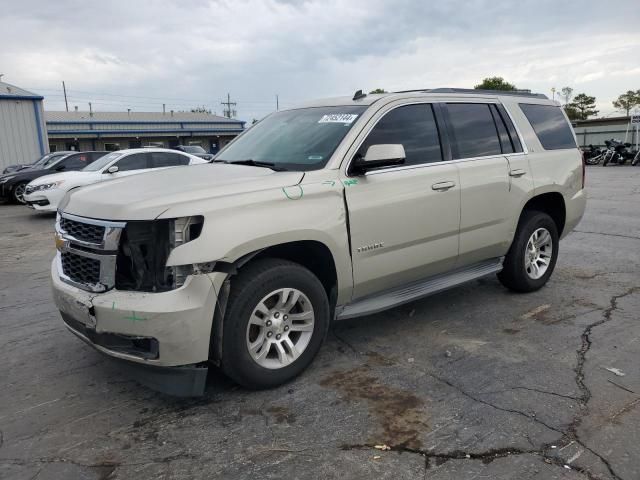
left=509, top=169, right=526, bottom=178
left=431, top=181, right=456, bottom=191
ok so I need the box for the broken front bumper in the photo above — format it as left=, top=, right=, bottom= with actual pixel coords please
left=51, top=260, right=228, bottom=395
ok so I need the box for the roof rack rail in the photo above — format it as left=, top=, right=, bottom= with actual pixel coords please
left=393, top=87, right=548, bottom=99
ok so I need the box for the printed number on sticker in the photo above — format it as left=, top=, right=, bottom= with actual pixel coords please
left=318, top=114, right=358, bottom=124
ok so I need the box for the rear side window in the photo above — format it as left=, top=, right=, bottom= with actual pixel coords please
left=519, top=104, right=576, bottom=150
left=446, top=103, right=502, bottom=159
left=116, top=153, right=151, bottom=171
left=62, top=154, right=92, bottom=169
left=152, top=152, right=190, bottom=167
left=358, top=103, right=442, bottom=166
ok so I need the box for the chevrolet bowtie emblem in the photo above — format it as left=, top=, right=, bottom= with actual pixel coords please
left=54, top=232, right=66, bottom=251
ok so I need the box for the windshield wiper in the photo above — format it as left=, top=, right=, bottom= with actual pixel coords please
left=221, top=159, right=288, bottom=171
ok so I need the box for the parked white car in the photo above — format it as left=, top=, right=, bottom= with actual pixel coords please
left=24, top=148, right=208, bottom=212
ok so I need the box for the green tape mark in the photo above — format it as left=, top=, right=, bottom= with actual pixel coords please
left=282, top=185, right=304, bottom=200
left=112, top=302, right=116, bottom=310
left=343, top=179, right=359, bottom=186
left=124, top=311, right=147, bottom=322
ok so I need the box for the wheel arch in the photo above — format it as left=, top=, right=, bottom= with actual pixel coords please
left=208, top=239, right=343, bottom=366
left=520, top=192, right=566, bottom=237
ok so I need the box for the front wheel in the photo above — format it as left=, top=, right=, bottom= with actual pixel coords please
left=12, top=182, right=27, bottom=204
left=498, top=211, right=559, bottom=293
left=221, top=258, right=330, bottom=389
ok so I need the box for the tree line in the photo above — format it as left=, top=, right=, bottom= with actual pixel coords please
left=473, top=77, right=640, bottom=121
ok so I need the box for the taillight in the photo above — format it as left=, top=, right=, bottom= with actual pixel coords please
left=581, top=152, right=586, bottom=189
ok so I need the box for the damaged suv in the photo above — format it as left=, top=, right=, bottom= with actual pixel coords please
left=52, top=88, right=586, bottom=395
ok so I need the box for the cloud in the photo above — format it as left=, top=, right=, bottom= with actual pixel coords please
left=1, top=0, right=639, bottom=120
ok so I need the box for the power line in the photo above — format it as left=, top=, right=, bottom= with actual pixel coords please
left=221, top=93, right=237, bottom=118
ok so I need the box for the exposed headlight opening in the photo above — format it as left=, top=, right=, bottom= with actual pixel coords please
left=115, top=216, right=204, bottom=292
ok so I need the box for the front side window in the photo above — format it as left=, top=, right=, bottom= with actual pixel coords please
left=115, top=153, right=150, bottom=172
left=447, top=103, right=502, bottom=159
left=216, top=106, right=366, bottom=171
left=356, top=103, right=443, bottom=167
left=519, top=104, right=577, bottom=150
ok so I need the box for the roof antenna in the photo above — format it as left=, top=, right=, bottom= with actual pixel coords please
left=353, top=89, right=367, bottom=101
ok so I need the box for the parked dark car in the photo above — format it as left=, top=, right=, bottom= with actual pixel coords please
left=2, top=151, right=75, bottom=174
left=0, top=151, right=108, bottom=204
left=171, top=145, right=214, bottom=161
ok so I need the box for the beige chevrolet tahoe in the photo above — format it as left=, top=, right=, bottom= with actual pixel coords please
left=52, top=88, right=586, bottom=395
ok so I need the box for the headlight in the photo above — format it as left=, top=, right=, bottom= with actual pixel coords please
left=0, top=175, right=16, bottom=184
left=115, top=216, right=204, bottom=292
left=27, top=181, right=64, bottom=193
left=169, top=216, right=205, bottom=288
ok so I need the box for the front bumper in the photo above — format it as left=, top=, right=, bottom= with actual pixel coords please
left=24, top=189, right=63, bottom=211
left=52, top=259, right=228, bottom=394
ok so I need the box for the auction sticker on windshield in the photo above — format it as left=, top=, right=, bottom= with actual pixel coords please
left=318, top=114, right=359, bottom=124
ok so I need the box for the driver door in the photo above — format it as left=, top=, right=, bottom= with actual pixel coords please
left=343, top=103, right=461, bottom=299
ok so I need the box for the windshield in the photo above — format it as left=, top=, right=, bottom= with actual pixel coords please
left=82, top=152, right=123, bottom=171
left=216, top=106, right=366, bottom=171
left=181, top=146, right=206, bottom=153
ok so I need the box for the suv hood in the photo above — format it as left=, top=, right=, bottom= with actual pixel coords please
left=62, top=163, right=305, bottom=220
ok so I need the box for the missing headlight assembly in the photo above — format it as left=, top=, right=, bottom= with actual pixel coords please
left=115, top=216, right=203, bottom=292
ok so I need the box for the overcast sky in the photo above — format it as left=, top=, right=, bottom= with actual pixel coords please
left=2, top=0, right=639, bottom=121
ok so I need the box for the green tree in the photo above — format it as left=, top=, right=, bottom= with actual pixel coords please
left=474, top=77, right=516, bottom=91
left=190, top=106, right=212, bottom=114
left=558, top=86, right=573, bottom=105
left=612, top=90, right=640, bottom=116
left=567, top=93, right=598, bottom=120
left=369, top=88, right=387, bottom=94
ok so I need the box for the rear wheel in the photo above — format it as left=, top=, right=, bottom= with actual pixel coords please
left=12, top=182, right=27, bottom=204
left=498, top=211, right=559, bottom=293
left=221, top=258, right=330, bottom=389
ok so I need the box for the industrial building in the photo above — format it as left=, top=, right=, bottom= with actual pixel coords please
left=572, top=116, right=638, bottom=147
left=0, top=81, right=48, bottom=171
left=45, top=110, right=245, bottom=154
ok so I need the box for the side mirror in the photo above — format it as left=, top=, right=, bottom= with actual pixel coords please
left=351, top=144, right=406, bottom=174
left=106, top=165, right=119, bottom=174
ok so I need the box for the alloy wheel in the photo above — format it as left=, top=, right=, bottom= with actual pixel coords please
left=246, top=288, right=315, bottom=369
left=524, top=227, right=553, bottom=280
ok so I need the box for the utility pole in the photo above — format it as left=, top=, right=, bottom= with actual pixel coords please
left=62, top=81, right=69, bottom=112
left=89, top=102, right=93, bottom=117
left=276, top=94, right=279, bottom=111
left=221, top=93, right=236, bottom=118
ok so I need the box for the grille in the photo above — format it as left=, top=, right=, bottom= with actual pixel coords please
left=60, top=217, right=105, bottom=244
left=61, top=251, right=101, bottom=285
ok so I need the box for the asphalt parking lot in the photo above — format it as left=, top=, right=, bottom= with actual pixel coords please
left=1, top=166, right=639, bottom=480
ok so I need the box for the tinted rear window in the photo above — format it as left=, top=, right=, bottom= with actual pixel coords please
left=519, top=104, right=576, bottom=150
left=446, top=103, right=502, bottom=159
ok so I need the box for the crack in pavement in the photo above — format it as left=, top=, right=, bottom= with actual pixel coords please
left=477, top=386, right=581, bottom=402
left=573, top=230, right=640, bottom=242
left=334, top=286, right=640, bottom=480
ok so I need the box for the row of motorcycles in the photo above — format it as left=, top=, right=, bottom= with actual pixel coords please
left=582, top=139, right=640, bottom=166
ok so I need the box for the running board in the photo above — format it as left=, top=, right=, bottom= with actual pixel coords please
left=336, top=258, right=503, bottom=320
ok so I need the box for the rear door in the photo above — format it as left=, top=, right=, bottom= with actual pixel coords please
left=444, top=101, right=531, bottom=267
left=343, top=102, right=461, bottom=299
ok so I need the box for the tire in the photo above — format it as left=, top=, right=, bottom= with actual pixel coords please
left=221, top=258, right=330, bottom=389
left=602, top=152, right=610, bottom=166
left=12, top=182, right=27, bottom=204
left=498, top=210, right=559, bottom=293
